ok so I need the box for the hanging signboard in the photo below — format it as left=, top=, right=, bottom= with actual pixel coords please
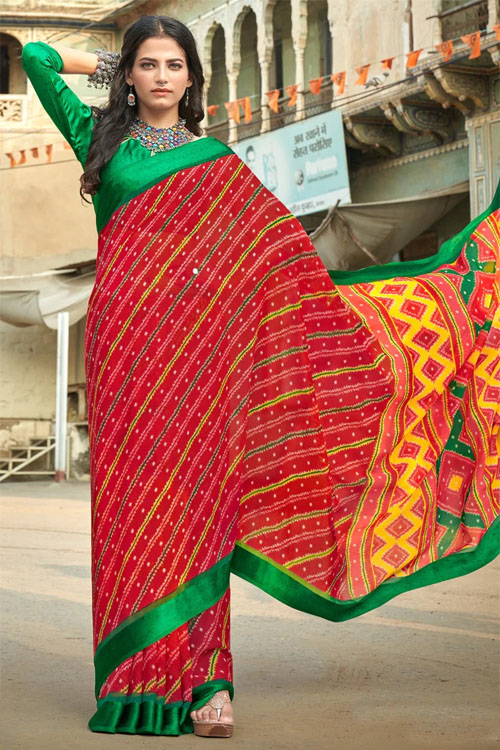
left=231, top=108, right=351, bottom=215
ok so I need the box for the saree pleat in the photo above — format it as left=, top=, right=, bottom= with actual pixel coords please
left=89, top=588, right=233, bottom=733
left=85, top=149, right=500, bottom=734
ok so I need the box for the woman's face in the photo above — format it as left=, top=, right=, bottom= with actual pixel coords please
left=125, top=35, right=192, bottom=117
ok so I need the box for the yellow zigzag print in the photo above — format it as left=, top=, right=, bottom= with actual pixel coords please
left=369, top=279, right=456, bottom=497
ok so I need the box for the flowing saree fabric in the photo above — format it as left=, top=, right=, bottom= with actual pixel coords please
left=21, top=39, right=499, bottom=738
left=86, top=142, right=500, bottom=732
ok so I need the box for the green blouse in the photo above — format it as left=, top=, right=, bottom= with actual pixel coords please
left=21, top=41, right=233, bottom=234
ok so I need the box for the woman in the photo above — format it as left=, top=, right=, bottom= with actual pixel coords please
left=22, top=13, right=499, bottom=740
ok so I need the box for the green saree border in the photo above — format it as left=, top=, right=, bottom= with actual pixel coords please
left=94, top=516, right=499, bottom=703
left=327, top=179, right=500, bottom=284
left=230, top=514, right=500, bottom=622
left=90, top=516, right=498, bottom=730
left=89, top=678, right=234, bottom=735
left=93, top=552, right=232, bottom=699
left=96, top=136, right=233, bottom=234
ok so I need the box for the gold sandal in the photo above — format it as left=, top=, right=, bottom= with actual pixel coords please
left=191, top=689, right=234, bottom=738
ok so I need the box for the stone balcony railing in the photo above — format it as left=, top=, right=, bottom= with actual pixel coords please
left=0, top=95, right=27, bottom=125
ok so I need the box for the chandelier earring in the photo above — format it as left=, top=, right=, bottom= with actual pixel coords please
left=185, top=87, right=190, bottom=106
left=127, top=86, right=136, bottom=107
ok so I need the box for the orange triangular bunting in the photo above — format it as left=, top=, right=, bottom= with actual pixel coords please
left=285, top=84, right=298, bottom=107
left=381, top=57, right=394, bottom=70
left=224, top=100, right=240, bottom=124
left=406, top=49, right=423, bottom=68
left=308, top=77, right=323, bottom=95
left=265, top=89, right=280, bottom=114
left=237, top=96, right=252, bottom=123
left=355, top=65, right=370, bottom=86
left=461, top=31, right=481, bottom=58
left=331, top=71, right=346, bottom=95
left=435, top=40, right=453, bottom=62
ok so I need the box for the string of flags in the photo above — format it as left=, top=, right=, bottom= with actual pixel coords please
left=210, top=26, right=499, bottom=121
left=4, top=25, right=499, bottom=166
left=5, top=140, right=72, bottom=168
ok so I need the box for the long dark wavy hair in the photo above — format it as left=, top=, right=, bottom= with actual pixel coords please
left=80, top=15, right=205, bottom=201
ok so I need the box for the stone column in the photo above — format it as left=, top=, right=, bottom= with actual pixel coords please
left=430, top=0, right=443, bottom=46
left=487, top=0, right=499, bottom=28
left=326, top=0, right=336, bottom=111
left=201, top=70, right=212, bottom=133
left=327, top=0, right=348, bottom=100
left=227, top=69, right=239, bottom=144
left=258, top=49, right=273, bottom=133
left=293, top=46, right=306, bottom=122
left=256, top=3, right=274, bottom=134
left=291, top=0, right=308, bottom=122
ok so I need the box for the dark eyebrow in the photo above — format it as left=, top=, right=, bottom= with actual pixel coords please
left=138, top=56, right=184, bottom=63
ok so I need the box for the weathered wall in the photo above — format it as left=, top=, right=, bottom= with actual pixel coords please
left=0, top=315, right=84, bottom=423
left=0, top=320, right=57, bottom=421
left=350, top=142, right=470, bottom=202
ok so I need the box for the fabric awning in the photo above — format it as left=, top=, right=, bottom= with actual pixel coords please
left=309, top=181, right=469, bottom=270
left=0, top=269, right=95, bottom=329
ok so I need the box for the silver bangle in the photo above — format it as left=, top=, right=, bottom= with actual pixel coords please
left=87, top=49, right=121, bottom=89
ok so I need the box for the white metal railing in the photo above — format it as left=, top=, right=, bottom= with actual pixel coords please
left=0, top=436, right=55, bottom=482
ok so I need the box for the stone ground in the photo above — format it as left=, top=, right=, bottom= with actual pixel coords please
left=1, top=479, right=498, bottom=750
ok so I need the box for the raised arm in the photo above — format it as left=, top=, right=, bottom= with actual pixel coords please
left=21, top=41, right=99, bottom=166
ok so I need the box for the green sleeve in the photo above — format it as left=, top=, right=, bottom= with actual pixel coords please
left=21, top=41, right=95, bottom=166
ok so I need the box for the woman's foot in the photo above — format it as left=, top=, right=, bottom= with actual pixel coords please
left=190, top=689, right=234, bottom=737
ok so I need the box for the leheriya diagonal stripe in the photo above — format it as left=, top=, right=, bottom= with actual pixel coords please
left=92, top=210, right=293, bottom=522
left=94, top=251, right=306, bottom=577
left=239, top=467, right=330, bottom=508
left=95, top=217, right=309, bottom=619
left=311, top=353, right=385, bottom=380
left=89, top=173, right=176, bottom=313
left=91, top=162, right=245, bottom=396
left=93, top=175, right=265, bottom=446
left=96, top=327, right=260, bottom=640
left=132, top=396, right=250, bottom=601
left=87, top=167, right=212, bottom=366
left=90, top=162, right=248, bottom=502
left=178, top=448, right=245, bottom=585
left=240, top=508, right=330, bottom=543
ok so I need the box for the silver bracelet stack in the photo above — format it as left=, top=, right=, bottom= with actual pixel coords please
left=87, top=49, right=121, bottom=89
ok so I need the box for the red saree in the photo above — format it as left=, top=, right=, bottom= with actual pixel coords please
left=86, top=149, right=500, bottom=734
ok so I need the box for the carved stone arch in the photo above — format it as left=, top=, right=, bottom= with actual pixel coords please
left=231, top=4, right=257, bottom=73
left=204, top=20, right=229, bottom=122
left=262, top=0, right=280, bottom=51
left=0, top=30, right=28, bottom=96
left=203, top=20, right=223, bottom=84
left=0, top=27, right=30, bottom=47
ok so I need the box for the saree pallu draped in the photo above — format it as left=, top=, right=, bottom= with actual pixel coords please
left=86, top=149, right=500, bottom=735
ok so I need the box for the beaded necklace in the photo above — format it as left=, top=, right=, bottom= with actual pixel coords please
left=128, top=116, right=196, bottom=155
